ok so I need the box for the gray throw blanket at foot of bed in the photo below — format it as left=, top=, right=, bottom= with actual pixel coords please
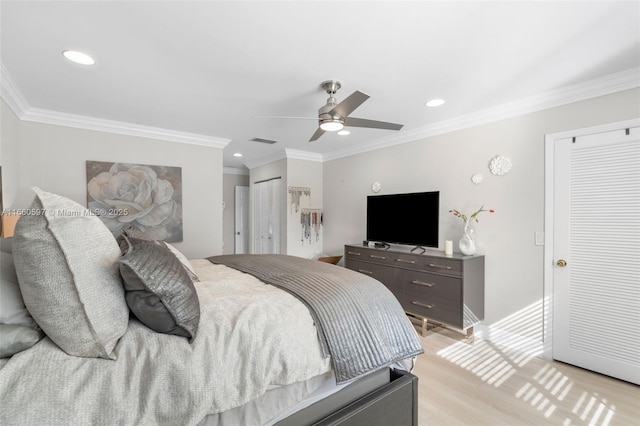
left=207, top=254, right=424, bottom=384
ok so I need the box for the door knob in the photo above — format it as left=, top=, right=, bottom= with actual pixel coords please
left=556, top=259, right=567, bottom=267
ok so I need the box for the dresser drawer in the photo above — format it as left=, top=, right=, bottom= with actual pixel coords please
left=395, top=270, right=461, bottom=301
left=399, top=292, right=462, bottom=327
left=422, top=257, right=462, bottom=276
left=345, top=259, right=396, bottom=289
left=345, top=246, right=395, bottom=265
left=390, top=253, right=425, bottom=269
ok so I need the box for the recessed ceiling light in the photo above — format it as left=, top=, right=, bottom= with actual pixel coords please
left=233, top=152, right=243, bottom=157
left=425, top=98, right=445, bottom=107
left=337, top=130, right=350, bottom=136
left=62, top=50, right=95, bottom=65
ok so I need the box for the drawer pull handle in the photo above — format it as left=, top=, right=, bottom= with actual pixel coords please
left=369, top=255, right=386, bottom=260
left=428, top=263, right=452, bottom=270
left=396, top=259, right=415, bottom=264
left=412, top=301, right=435, bottom=309
left=358, top=269, right=373, bottom=275
left=347, top=251, right=361, bottom=256
left=411, top=280, right=434, bottom=287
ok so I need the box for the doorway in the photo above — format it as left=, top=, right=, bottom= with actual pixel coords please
left=544, top=119, right=639, bottom=384
left=234, top=186, right=249, bottom=254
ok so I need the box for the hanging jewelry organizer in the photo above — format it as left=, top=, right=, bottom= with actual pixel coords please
left=301, top=208, right=323, bottom=244
left=288, top=186, right=311, bottom=213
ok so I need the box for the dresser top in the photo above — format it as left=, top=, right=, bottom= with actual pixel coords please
left=345, top=243, right=484, bottom=260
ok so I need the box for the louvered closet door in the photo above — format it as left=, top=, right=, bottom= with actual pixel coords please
left=553, top=126, right=640, bottom=384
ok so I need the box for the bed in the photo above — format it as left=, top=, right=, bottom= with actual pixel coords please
left=0, top=188, right=423, bottom=425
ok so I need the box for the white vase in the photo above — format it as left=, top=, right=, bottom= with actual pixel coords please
left=458, top=222, right=476, bottom=255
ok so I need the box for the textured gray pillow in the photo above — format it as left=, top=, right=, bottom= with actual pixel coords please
left=118, top=237, right=200, bottom=341
left=12, top=187, right=129, bottom=359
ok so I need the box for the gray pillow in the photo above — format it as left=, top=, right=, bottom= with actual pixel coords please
left=118, top=237, right=200, bottom=342
left=0, top=324, right=44, bottom=358
left=12, top=187, right=129, bottom=359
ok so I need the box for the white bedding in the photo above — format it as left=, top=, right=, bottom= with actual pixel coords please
left=0, top=259, right=331, bottom=426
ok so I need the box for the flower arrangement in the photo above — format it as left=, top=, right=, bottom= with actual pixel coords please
left=450, top=206, right=495, bottom=223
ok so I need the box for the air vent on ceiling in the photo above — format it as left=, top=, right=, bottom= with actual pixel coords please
left=250, top=137, right=278, bottom=144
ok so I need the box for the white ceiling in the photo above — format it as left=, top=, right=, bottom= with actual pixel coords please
left=2, top=1, right=639, bottom=170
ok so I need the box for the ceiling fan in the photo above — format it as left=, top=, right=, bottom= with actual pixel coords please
left=259, top=80, right=404, bottom=142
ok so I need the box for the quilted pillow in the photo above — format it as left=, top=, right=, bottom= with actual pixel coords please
left=118, top=237, right=200, bottom=341
left=12, top=187, right=129, bottom=359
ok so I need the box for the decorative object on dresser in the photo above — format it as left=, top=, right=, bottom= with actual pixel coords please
left=449, top=206, right=495, bottom=256
left=86, top=161, right=183, bottom=242
left=344, top=244, right=484, bottom=338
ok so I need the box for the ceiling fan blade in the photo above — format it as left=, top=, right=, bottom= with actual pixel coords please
left=345, top=117, right=404, bottom=131
left=330, top=91, right=370, bottom=118
left=309, top=127, right=326, bottom=142
left=253, top=115, right=317, bottom=120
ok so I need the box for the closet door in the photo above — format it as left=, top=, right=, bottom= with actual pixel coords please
left=267, top=179, right=281, bottom=254
left=252, top=178, right=281, bottom=254
left=552, top=125, right=639, bottom=384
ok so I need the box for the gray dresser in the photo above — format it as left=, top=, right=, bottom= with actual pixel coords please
left=344, top=244, right=484, bottom=336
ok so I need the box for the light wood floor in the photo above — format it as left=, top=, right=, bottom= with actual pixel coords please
left=413, top=326, right=639, bottom=425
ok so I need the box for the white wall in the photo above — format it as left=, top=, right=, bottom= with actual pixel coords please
left=2, top=105, right=225, bottom=259
left=286, top=158, right=323, bottom=258
left=323, top=89, right=640, bottom=334
left=0, top=101, right=20, bottom=209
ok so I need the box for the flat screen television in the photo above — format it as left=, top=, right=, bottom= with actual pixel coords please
left=366, top=191, right=439, bottom=248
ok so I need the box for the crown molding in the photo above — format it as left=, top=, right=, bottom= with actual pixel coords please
left=244, top=149, right=288, bottom=170
left=0, top=64, right=30, bottom=117
left=322, top=67, right=640, bottom=162
left=22, top=107, right=230, bottom=148
left=0, top=64, right=229, bottom=149
left=285, top=148, right=323, bottom=162
left=244, top=148, right=323, bottom=170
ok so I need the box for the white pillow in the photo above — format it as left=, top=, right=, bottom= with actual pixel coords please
left=0, top=252, right=38, bottom=328
left=0, top=324, right=44, bottom=358
left=13, top=187, right=129, bottom=359
left=160, top=242, right=199, bottom=282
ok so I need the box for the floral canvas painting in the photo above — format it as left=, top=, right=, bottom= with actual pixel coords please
left=86, top=161, right=183, bottom=242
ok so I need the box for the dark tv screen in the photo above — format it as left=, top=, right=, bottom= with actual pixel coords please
left=366, top=191, right=439, bottom=248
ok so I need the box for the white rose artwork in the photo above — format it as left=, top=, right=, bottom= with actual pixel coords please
left=86, top=161, right=183, bottom=242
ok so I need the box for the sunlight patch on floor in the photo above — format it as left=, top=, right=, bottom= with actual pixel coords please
left=515, top=363, right=616, bottom=425
left=436, top=300, right=619, bottom=424
left=437, top=300, right=543, bottom=387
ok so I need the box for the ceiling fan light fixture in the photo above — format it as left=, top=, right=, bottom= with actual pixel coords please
left=319, top=120, right=344, bottom=131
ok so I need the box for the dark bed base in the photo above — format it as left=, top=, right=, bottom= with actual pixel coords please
left=276, top=368, right=418, bottom=426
